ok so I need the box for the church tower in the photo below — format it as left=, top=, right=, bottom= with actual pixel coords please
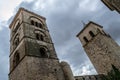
left=77, top=21, right=120, bottom=75
left=9, top=8, right=67, bottom=80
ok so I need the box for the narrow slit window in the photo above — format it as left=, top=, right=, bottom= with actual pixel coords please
left=14, top=35, right=19, bottom=47
left=16, top=53, right=20, bottom=64
left=13, top=52, right=20, bottom=67
left=40, top=35, right=44, bottom=41
left=16, top=38, right=19, bottom=46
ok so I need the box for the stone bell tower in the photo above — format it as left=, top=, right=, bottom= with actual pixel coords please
left=9, top=8, right=69, bottom=80
left=77, top=21, right=120, bottom=75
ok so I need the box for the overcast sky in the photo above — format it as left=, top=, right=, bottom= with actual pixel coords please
left=0, top=0, right=120, bottom=80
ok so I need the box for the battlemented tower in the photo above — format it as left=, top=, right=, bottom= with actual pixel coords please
left=77, top=21, right=120, bottom=75
left=9, top=8, right=75, bottom=80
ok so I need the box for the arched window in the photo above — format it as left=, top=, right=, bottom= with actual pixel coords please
left=39, top=48, right=48, bottom=58
left=30, top=16, right=44, bottom=29
left=36, top=34, right=44, bottom=41
left=31, top=20, right=34, bottom=25
left=83, top=37, right=89, bottom=43
left=89, top=31, right=95, bottom=37
left=36, top=33, right=40, bottom=40
left=38, top=23, right=42, bottom=28
left=35, top=22, right=38, bottom=27
left=15, top=38, right=19, bottom=46
left=13, top=52, right=20, bottom=67
left=40, top=35, right=44, bottom=41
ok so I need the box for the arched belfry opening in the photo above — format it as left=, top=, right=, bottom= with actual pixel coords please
left=36, top=33, right=40, bottom=40
left=36, top=33, right=44, bottom=41
left=89, top=31, right=95, bottom=37
left=83, top=36, right=89, bottom=43
left=38, top=23, right=42, bottom=28
left=39, top=47, right=48, bottom=58
left=31, top=20, right=34, bottom=25
left=30, top=17, right=44, bottom=29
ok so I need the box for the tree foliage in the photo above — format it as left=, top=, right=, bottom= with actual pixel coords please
left=101, top=65, right=120, bottom=80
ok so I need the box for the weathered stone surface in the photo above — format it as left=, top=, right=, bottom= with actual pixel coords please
left=10, top=56, right=66, bottom=80
left=77, top=22, right=120, bottom=75
left=61, top=61, right=75, bottom=80
left=75, top=74, right=104, bottom=80
left=9, top=8, right=74, bottom=80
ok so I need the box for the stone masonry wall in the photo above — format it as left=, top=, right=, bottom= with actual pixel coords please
left=84, top=33, right=120, bottom=74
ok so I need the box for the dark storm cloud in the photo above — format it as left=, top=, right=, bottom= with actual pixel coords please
left=1, top=0, right=120, bottom=79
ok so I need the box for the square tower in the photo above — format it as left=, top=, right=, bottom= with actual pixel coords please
left=9, top=8, right=66, bottom=80
left=77, top=21, right=120, bottom=75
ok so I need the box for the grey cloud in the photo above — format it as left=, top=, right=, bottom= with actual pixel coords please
left=15, top=0, right=36, bottom=12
